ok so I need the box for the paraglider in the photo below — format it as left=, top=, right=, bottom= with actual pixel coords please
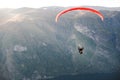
left=55, top=7, right=104, bottom=55
left=55, top=7, right=104, bottom=22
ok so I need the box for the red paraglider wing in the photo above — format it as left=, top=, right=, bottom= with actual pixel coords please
left=55, top=7, right=104, bottom=22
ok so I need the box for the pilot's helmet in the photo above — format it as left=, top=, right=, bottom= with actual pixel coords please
left=78, top=44, right=83, bottom=48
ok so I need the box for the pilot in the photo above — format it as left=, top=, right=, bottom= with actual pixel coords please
left=78, top=46, right=84, bottom=54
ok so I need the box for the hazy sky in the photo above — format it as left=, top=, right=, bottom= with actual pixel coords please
left=0, top=0, right=120, bottom=8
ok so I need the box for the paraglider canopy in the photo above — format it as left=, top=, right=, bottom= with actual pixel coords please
left=55, top=7, right=104, bottom=22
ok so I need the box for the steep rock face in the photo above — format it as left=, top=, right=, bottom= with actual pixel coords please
left=0, top=7, right=120, bottom=80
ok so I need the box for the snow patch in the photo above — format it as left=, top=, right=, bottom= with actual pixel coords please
left=71, top=34, right=76, bottom=39
left=74, top=24, right=96, bottom=40
left=7, top=14, right=25, bottom=22
left=74, top=24, right=89, bottom=33
left=42, top=42, right=47, bottom=46
left=13, top=45, right=27, bottom=52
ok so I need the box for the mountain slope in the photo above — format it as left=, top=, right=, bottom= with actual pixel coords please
left=0, top=7, right=120, bottom=80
